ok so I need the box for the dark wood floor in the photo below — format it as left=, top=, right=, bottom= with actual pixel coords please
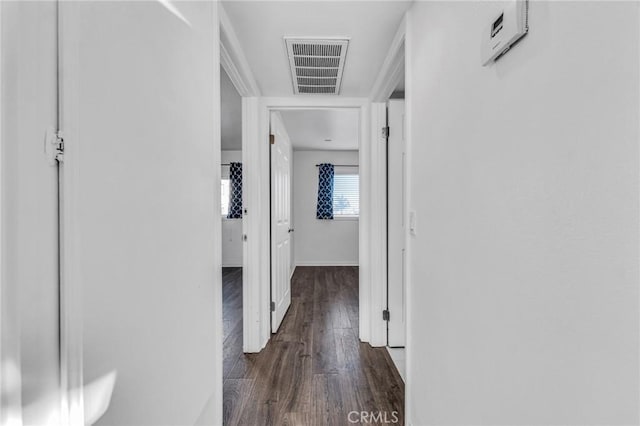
left=222, top=266, right=405, bottom=426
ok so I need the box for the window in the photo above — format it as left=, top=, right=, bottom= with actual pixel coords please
left=221, top=178, right=230, bottom=216
left=333, top=173, right=359, bottom=217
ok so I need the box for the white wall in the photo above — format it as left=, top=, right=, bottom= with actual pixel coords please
left=407, top=2, right=639, bottom=425
left=1, top=2, right=60, bottom=424
left=222, top=150, right=242, bottom=267
left=293, top=150, right=359, bottom=266
left=60, top=2, right=221, bottom=424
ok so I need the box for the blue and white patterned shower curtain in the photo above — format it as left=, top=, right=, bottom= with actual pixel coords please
left=227, top=162, right=243, bottom=219
left=316, top=163, right=334, bottom=220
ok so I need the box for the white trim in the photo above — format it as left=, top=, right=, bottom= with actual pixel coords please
left=222, top=263, right=243, bottom=268
left=242, top=97, right=265, bottom=353
left=370, top=15, right=406, bottom=103
left=0, top=4, right=9, bottom=424
left=260, top=97, right=368, bottom=109
left=295, top=261, right=359, bottom=267
left=57, top=2, right=85, bottom=423
left=358, top=103, right=372, bottom=343
left=369, top=103, right=388, bottom=347
left=258, top=102, right=272, bottom=345
left=0, top=2, right=6, bottom=421
left=210, top=8, right=224, bottom=424
left=403, top=10, right=413, bottom=426
left=332, top=216, right=359, bottom=221
left=0, top=6, right=3, bottom=423
left=219, top=4, right=260, bottom=97
left=637, top=1, right=640, bottom=422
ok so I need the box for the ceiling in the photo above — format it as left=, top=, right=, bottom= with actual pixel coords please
left=221, top=66, right=242, bottom=150
left=279, top=109, right=359, bottom=151
left=221, top=1, right=412, bottom=97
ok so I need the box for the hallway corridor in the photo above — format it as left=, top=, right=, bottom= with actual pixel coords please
left=222, top=266, right=404, bottom=425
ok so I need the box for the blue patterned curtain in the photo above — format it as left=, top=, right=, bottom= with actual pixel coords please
left=316, top=163, right=334, bottom=220
left=227, top=162, right=243, bottom=219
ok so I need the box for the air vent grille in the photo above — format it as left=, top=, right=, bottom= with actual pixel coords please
left=296, top=68, right=338, bottom=78
left=298, top=86, right=337, bottom=94
left=297, top=77, right=337, bottom=86
left=292, top=43, right=343, bottom=57
left=294, top=56, right=341, bottom=68
left=285, top=38, right=349, bottom=95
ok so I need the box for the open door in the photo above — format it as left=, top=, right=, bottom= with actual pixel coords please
left=387, top=99, right=406, bottom=347
left=270, top=112, right=292, bottom=333
left=58, top=2, right=221, bottom=423
left=1, top=2, right=61, bottom=423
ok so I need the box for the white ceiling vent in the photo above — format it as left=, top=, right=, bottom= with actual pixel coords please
left=284, top=37, right=349, bottom=95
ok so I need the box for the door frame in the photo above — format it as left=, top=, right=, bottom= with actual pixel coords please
left=57, top=2, right=85, bottom=422
left=370, top=11, right=411, bottom=423
left=385, top=99, right=407, bottom=348
left=218, top=2, right=395, bottom=356
left=219, top=4, right=262, bottom=354
left=243, top=97, right=383, bottom=352
left=0, top=4, right=8, bottom=423
left=370, top=17, right=406, bottom=349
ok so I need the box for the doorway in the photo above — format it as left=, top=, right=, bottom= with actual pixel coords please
left=386, top=94, right=407, bottom=380
left=220, top=65, right=245, bottom=380
left=383, top=42, right=407, bottom=381
left=268, top=108, right=362, bottom=335
left=221, top=107, right=404, bottom=425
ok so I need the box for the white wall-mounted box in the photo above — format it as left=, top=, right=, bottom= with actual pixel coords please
left=482, top=0, right=528, bottom=66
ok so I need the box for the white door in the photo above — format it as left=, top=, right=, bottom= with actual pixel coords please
left=387, top=99, right=406, bottom=347
left=270, top=112, right=292, bottom=333
left=58, top=2, right=221, bottom=423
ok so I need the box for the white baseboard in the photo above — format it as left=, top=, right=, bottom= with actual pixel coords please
left=294, top=261, right=359, bottom=267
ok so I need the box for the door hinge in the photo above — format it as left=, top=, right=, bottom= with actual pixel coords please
left=270, top=301, right=276, bottom=312
left=45, top=128, right=64, bottom=165
left=269, top=134, right=275, bottom=145
left=243, top=234, right=248, bottom=242
left=383, top=309, right=390, bottom=321
left=382, top=126, right=390, bottom=139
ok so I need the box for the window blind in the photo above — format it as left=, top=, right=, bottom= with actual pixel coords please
left=333, top=174, right=359, bottom=216
left=221, top=179, right=230, bottom=216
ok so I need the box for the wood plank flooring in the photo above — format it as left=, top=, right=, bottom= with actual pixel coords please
left=222, top=266, right=405, bottom=426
